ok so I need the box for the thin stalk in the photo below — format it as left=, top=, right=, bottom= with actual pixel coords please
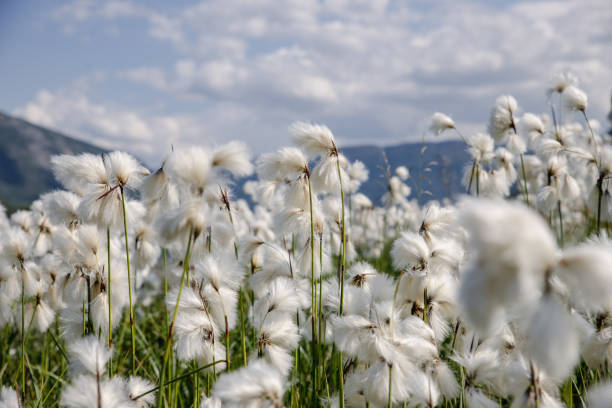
left=163, top=248, right=168, bottom=330
left=157, top=228, right=194, bottom=408
left=193, top=360, right=199, bottom=408
left=387, top=364, right=393, bottom=408
left=224, top=315, right=230, bottom=371
left=318, top=233, right=324, bottom=391
left=520, top=153, right=530, bottom=205
left=20, top=261, right=26, bottom=402
left=82, top=299, right=86, bottom=336
left=476, top=163, right=480, bottom=196
left=135, top=360, right=226, bottom=401
left=239, top=290, right=247, bottom=367
left=423, top=287, right=429, bottom=324
left=454, top=128, right=469, bottom=145
left=163, top=246, right=172, bottom=401
left=466, top=160, right=476, bottom=195
left=307, top=175, right=319, bottom=402
left=336, top=153, right=347, bottom=408
left=582, top=110, right=599, bottom=160
left=558, top=201, right=564, bottom=247
left=107, top=226, right=113, bottom=375
left=336, top=156, right=347, bottom=316
left=597, top=174, right=604, bottom=236
left=120, top=187, right=137, bottom=375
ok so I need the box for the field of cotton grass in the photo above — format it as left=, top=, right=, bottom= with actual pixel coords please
left=1, top=72, right=612, bottom=408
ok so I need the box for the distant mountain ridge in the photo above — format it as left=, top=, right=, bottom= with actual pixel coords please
left=0, top=112, right=470, bottom=211
left=341, top=140, right=470, bottom=205
left=0, top=112, right=108, bottom=211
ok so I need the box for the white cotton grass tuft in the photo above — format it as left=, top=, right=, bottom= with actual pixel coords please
left=587, top=381, right=612, bottom=408
left=104, top=151, right=149, bottom=189
left=457, top=199, right=557, bottom=334
left=554, top=243, right=612, bottom=312
left=257, top=147, right=309, bottom=181
left=562, top=85, right=588, bottom=112
left=156, top=199, right=209, bottom=244
left=210, top=359, right=285, bottom=407
left=61, top=375, right=132, bottom=408
left=67, top=335, right=112, bottom=376
left=41, top=190, right=81, bottom=228
left=290, top=121, right=337, bottom=158
left=126, top=376, right=156, bottom=407
left=467, top=133, right=495, bottom=162
left=525, top=294, right=580, bottom=381
left=212, top=141, right=254, bottom=177
left=430, top=112, right=456, bottom=135
left=395, top=166, right=409, bottom=181
left=51, top=153, right=108, bottom=195
left=548, top=71, right=578, bottom=94
left=165, top=147, right=213, bottom=197
left=391, top=231, right=429, bottom=273
left=489, top=95, right=518, bottom=142
left=0, top=386, right=20, bottom=408
left=200, top=396, right=222, bottom=408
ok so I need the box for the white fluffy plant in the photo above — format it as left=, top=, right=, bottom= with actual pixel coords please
left=51, top=151, right=149, bottom=375
left=60, top=335, right=155, bottom=408
left=154, top=142, right=253, bottom=406
left=456, top=198, right=612, bottom=405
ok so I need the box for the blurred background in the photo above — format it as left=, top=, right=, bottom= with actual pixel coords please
left=0, top=0, right=610, bottom=208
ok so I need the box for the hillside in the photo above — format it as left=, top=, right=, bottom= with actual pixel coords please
left=342, top=140, right=469, bottom=205
left=0, top=112, right=470, bottom=210
left=0, top=112, right=107, bottom=211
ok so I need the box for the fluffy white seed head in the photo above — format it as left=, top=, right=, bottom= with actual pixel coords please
left=165, top=147, right=214, bottom=197
left=211, top=359, right=285, bottom=408
left=587, top=381, right=612, bottom=408
left=563, top=85, right=588, bottom=112
left=104, top=151, right=149, bottom=188
left=290, top=121, right=337, bottom=158
left=489, top=95, right=518, bottom=142
left=0, top=386, right=20, bottom=408
left=51, top=153, right=108, bottom=195
left=548, top=71, right=578, bottom=94
left=526, top=294, right=579, bottom=381
left=67, top=335, right=112, bottom=376
left=458, top=199, right=557, bottom=333
left=430, top=112, right=456, bottom=135
left=257, top=147, right=309, bottom=181
left=212, top=141, right=254, bottom=177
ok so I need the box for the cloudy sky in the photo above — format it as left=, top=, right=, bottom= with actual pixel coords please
left=1, top=0, right=611, bottom=165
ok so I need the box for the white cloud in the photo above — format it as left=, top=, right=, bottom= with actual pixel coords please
left=11, top=84, right=205, bottom=165
left=38, top=0, right=612, bottom=157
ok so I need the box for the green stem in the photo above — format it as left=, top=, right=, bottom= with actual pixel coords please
left=225, top=315, right=230, bottom=371
left=135, top=360, right=226, bottom=401
left=240, top=290, right=247, bottom=367
left=193, top=360, right=199, bottom=408
left=336, top=153, right=347, bottom=408
left=157, top=228, right=194, bottom=408
left=423, top=287, right=428, bottom=324
left=467, top=160, right=476, bottom=195
left=20, top=261, right=26, bottom=402
left=120, top=188, right=137, bottom=375
left=387, top=364, right=393, bottom=408
left=520, top=153, right=530, bottom=205
left=475, top=163, right=480, bottom=196
left=307, top=175, right=319, bottom=403
left=558, top=201, right=564, bottom=247
left=597, top=174, right=603, bottom=236
left=107, top=227, right=113, bottom=375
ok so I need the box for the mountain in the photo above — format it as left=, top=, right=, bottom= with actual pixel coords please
left=0, top=112, right=107, bottom=211
left=341, top=140, right=470, bottom=205
left=0, top=112, right=470, bottom=211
